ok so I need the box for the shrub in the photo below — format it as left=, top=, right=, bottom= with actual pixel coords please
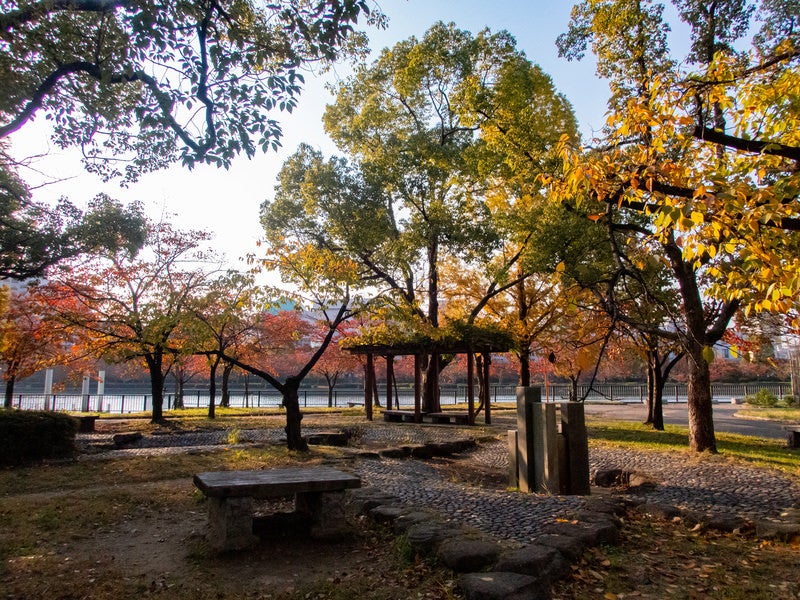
left=0, top=410, right=78, bottom=466
left=745, top=389, right=779, bottom=407
left=783, top=395, right=796, bottom=407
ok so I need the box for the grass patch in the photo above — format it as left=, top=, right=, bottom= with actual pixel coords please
left=737, top=407, right=800, bottom=423
left=0, top=444, right=333, bottom=497
left=587, top=419, right=800, bottom=476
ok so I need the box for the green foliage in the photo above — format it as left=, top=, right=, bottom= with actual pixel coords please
left=782, top=395, right=796, bottom=407
left=1, top=0, right=381, bottom=181
left=745, top=389, right=780, bottom=407
left=0, top=191, right=147, bottom=280
left=0, top=410, right=78, bottom=466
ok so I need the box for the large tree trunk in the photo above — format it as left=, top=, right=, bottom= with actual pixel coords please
left=687, top=346, right=716, bottom=452
left=4, top=374, right=15, bottom=409
left=146, top=354, right=166, bottom=423
left=517, top=348, right=531, bottom=387
left=283, top=377, right=307, bottom=451
left=421, top=354, right=442, bottom=413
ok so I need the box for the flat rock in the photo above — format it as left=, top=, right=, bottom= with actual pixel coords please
left=495, top=544, right=569, bottom=583
left=436, top=537, right=502, bottom=572
left=541, top=520, right=619, bottom=547
left=533, top=534, right=586, bottom=561
left=368, top=505, right=405, bottom=524
left=636, top=502, right=682, bottom=520
left=405, top=522, right=458, bottom=555
left=755, top=519, right=800, bottom=541
left=393, top=510, right=438, bottom=533
left=459, top=572, right=551, bottom=600
left=112, top=432, right=143, bottom=447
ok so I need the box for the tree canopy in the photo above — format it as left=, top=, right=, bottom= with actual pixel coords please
left=1, top=0, right=382, bottom=180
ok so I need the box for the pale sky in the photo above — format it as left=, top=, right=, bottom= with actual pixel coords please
left=11, top=0, right=617, bottom=271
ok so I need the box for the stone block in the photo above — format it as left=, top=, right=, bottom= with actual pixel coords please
left=459, top=572, right=551, bottom=600
left=495, top=545, right=569, bottom=583
left=207, top=497, right=258, bottom=552
left=436, top=537, right=502, bottom=572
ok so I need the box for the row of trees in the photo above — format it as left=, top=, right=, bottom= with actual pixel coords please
left=2, top=1, right=798, bottom=452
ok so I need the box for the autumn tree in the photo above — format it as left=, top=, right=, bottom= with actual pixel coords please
left=543, top=0, right=800, bottom=451
left=44, top=222, right=215, bottom=422
left=0, top=285, right=70, bottom=407
left=266, top=22, right=576, bottom=411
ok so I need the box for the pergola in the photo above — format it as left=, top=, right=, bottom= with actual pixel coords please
left=345, top=339, right=513, bottom=425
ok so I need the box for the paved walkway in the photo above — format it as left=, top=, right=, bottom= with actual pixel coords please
left=77, top=418, right=800, bottom=545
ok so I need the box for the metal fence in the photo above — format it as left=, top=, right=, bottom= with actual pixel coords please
left=8, top=381, right=792, bottom=414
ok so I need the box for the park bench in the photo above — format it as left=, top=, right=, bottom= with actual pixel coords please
left=193, top=466, right=361, bottom=551
left=424, top=412, right=470, bottom=425
left=382, top=409, right=420, bottom=423
left=786, top=425, right=800, bottom=448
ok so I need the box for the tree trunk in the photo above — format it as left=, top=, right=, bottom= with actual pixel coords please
left=325, top=373, right=337, bottom=408
left=687, top=347, right=716, bottom=452
left=146, top=354, right=166, bottom=423
left=174, top=376, right=184, bottom=409
left=517, top=348, right=531, bottom=387
left=283, top=377, right=307, bottom=451
left=208, top=357, right=220, bottom=420
left=569, top=375, right=578, bottom=403
left=644, top=349, right=664, bottom=430
left=4, top=375, right=15, bottom=409
left=421, top=353, right=442, bottom=413
left=220, top=361, right=233, bottom=408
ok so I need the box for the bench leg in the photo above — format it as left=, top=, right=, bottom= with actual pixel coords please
left=207, top=497, right=258, bottom=552
left=295, top=491, right=351, bottom=540
left=788, top=431, right=800, bottom=448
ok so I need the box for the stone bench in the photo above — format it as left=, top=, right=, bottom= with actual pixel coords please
left=383, top=410, right=420, bottom=423
left=193, top=466, right=361, bottom=551
left=424, top=412, right=470, bottom=425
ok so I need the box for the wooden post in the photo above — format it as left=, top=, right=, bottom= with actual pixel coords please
left=414, top=354, right=422, bottom=423
left=386, top=355, right=394, bottom=411
left=483, top=352, right=492, bottom=425
left=467, top=351, right=475, bottom=426
left=365, top=354, right=374, bottom=421
left=515, top=386, right=541, bottom=493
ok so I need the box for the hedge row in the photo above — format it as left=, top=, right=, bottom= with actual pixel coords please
left=0, top=410, right=78, bottom=466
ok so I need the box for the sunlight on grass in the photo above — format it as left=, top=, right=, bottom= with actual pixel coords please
left=736, top=407, right=800, bottom=423
left=588, top=418, right=800, bottom=476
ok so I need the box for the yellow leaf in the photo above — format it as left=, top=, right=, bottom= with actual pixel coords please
left=702, top=346, right=715, bottom=364
left=555, top=261, right=566, bottom=273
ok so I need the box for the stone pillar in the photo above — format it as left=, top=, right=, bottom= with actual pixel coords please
left=560, top=402, right=590, bottom=495
left=207, top=497, right=258, bottom=552
left=508, top=430, right=519, bottom=488
left=515, top=386, right=540, bottom=493
left=533, top=402, right=560, bottom=493
left=296, top=491, right=351, bottom=540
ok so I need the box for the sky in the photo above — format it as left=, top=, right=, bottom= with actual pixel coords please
left=10, top=0, right=614, bottom=271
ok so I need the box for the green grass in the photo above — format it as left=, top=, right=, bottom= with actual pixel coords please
left=736, top=406, right=800, bottom=423
left=587, top=418, right=800, bottom=476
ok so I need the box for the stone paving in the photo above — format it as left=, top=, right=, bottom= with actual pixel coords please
left=77, top=418, right=800, bottom=545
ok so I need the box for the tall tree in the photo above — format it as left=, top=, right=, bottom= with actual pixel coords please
left=549, top=0, right=800, bottom=451
left=266, top=22, right=575, bottom=410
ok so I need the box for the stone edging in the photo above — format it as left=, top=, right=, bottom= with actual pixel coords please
left=347, top=483, right=800, bottom=600
left=347, top=487, right=626, bottom=600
